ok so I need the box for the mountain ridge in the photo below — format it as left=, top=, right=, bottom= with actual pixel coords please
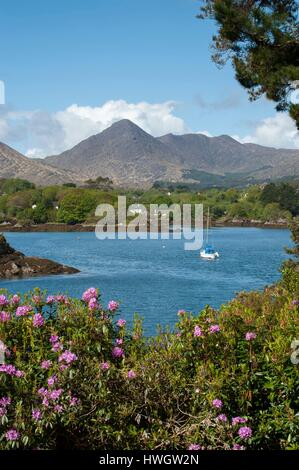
left=1, top=119, right=299, bottom=187
left=0, top=142, right=85, bottom=186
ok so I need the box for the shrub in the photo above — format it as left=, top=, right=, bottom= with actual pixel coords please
left=0, top=282, right=298, bottom=450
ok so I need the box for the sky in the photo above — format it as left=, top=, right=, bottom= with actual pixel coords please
left=0, top=0, right=298, bottom=157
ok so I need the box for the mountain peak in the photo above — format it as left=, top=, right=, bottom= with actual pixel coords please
left=109, top=119, right=142, bottom=131
left=44, top=119, right=299, bottom=187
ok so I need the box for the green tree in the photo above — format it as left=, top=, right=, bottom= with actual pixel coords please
left=57, top=190, right=99, bottom=224
left=198, top=1, right=299, bottom=128
left=0, top=178, right=35, bottom=195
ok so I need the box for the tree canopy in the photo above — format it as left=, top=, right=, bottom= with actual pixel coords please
left=198, top=0, right=299, bottom=128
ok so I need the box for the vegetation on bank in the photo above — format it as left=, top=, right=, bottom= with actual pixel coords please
left=0, top=221, right=298, bottom=450
left=0, top=178, right=298, bottom=226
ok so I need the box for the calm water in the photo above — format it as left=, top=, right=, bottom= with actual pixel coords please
left=0, top=229, right=291, bottom=335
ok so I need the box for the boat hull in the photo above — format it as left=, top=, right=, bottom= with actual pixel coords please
left=200, top=250, right=219, bottom=260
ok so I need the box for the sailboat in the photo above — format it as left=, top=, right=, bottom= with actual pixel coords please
left=200, top=207, right=219, bottom=260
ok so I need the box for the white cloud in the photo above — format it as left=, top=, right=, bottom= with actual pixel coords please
left=1, top=100, right=299, bottom=157
left=197, top=130, right=213, bottom=137
left=233, top=113, right=299, bottom=149
left=0, top=100, right=187, bottom=157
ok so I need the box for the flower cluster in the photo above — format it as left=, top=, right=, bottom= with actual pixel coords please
left=5, top=429, right=19, bottom=441
left=112, top=346, right=124, bottom=358
left=46, top=295, right=69, bottom=305
left=108, top=300, right=119, bottom=312
left=0, top=311, right=11, bottom=322
left=194, top=325, right=202, bottom=337
left=50, top=335, right=63, bottom=352
left=15, top=305, right=33, bottom=317
left=58, top=350, right=78, bottom=366
left=0, top=396, right=11, bottom=417
left=209, top=324, right=221, bottom=334
left=82, top=288, right=98, bottom=303
left=0, top=364, right=24, bottom=377
left=245, top=332, right=257, bottom=341
left=0, top=295, right=9, bottom=307
left=212, top=399, right=223, bottom=409
left=33, top=313, right=44, bottom=328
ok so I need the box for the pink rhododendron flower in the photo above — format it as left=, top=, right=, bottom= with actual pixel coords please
left=0, top=397, right=11, bottom=407
left=101, top=362, right=110, bottom=371
left=0, top=364, right=24, bottom=377
left=50, top=336, right=63, bottom=352
left=5, top=429, right=19, bottom=441
left=116, top=319, right=126, bottom=327
left=194, top=325, right=202, bottom=337
left=238, top=426, right=252, bottom=440
left=116, top=338, right=123, bottom=345
left=32, top=409, right=42, bottom=421
left=10, top=295, right=20, bottom=306
left=54, top=405, right=63, bottom=413
left=70, top=397, right=79, bottom=406
left=15, top=370, right=24, bottom=378
left=33, top=313, right=44, bottom=328
left=127, top=370, right=136, bottom=379
left=232, top=416, right=247, bottom=426
left=16, top=305, right=32, bottom=317
left=82, top=288, right=98, bottom=302
left=52, top=342, right=63, bottom=352
left=0, top=295, right=8, bottom=306
left=41, top=360, right=52, bottom=370
left=0, top=311, right=11, bottom=322
left=0, top=397, right=11, bottom=417
left=47, top=375, right=58, bottom=387
left=209, top=324, right=221, bottom=334
left=212, top=399, right=223, bottom=409
left=245, top=332, right=257, bottom=341
left=50, top=335, right=59, bottom=344
left=49, top=389, right=63, bottom=400
left=188, top=444, right=201, bottom=450
left=46, top=295, right=56, bottom=304
left=216, top=414, right=227, bottom=422
left=58, top=350, right=77, bottom=364
left=42, top=398, right=49, bottom=407
left=112, top=346, right=124, bottom=358
left=88, top=297, right=99, bottom=311
left=108, top=300, right=119, bottom=311
left=232, top=444, right=245, bottom=450
left=177, top=309, right=186, bottom=316
left=55, top=295, right=69, bottom=304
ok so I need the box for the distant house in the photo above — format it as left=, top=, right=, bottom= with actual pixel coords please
left=128, top=205, right=146, bottom=216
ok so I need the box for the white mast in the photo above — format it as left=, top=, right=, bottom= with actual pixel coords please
left=206, top=207, right=209, bottom=244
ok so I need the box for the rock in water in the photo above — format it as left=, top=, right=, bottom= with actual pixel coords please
left=0, top=234, right=79, bottom=278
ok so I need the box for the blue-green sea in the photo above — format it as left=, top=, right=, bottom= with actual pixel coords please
left=0, top=228, right=291, bottom=335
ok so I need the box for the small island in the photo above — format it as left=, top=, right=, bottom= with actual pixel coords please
left=0, top=234, right=79, bottom=278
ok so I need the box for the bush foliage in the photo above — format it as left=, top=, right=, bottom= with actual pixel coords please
left=0, top=270, right=298, bottom=449
left=0, top=178, right=298, bottom=225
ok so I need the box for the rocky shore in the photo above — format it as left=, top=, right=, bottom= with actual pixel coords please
left=0, top=234, right=79, bottom=279
left=0, top=218, right=289, bottom=232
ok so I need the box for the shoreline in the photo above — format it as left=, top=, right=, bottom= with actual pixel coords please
left=0, top=221, right=289, bottom=232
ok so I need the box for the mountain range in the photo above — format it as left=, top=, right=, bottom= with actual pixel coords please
left=1, top=119, right=299, bottom=188
left=0, top=142, right=80, bottom=186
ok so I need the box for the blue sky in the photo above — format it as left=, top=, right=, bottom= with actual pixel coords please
left=0, top=0, right=298, bottom=156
